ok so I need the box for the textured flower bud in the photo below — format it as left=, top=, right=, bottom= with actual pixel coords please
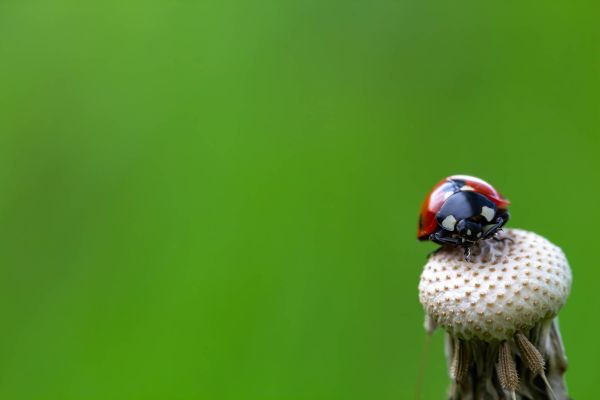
left=418, top=229, right=572, bottom=341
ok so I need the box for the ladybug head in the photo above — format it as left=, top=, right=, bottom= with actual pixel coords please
left=456, top=219, right=483, bottom=242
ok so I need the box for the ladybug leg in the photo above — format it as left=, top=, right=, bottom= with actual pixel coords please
left=429, top=231, right=463, bottom=247
left=482, top=211, right=510, bottom=240
left=493, top=211, right=513, bottom=242
left=430, top=232, right=476, bottom=261
left=493, top=234, right=514, bottom=243
left=481, top=219, right=504, bottom=240
left=464, top=247, right=472, bottom=262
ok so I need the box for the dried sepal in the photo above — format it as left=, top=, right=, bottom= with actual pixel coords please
left=515, top=331, right=557, bottom=399
left=497, top=341, right=519, bottom=397
left=424, top=313, right=437, bottom=335
left=450, top=338, right=469, bottom=383
left=515, top=332, right=545, bottom=374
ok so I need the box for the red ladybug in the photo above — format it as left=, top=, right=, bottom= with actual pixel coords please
left=418, top=175, right=510, bottom=257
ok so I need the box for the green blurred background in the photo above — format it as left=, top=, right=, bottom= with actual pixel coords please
left=0, top=1, right=598, bottom=399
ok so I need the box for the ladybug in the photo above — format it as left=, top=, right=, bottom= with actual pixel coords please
left=418, top=175, right=510, bottom=258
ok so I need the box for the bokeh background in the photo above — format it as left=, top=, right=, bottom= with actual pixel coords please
left=0, top=1, right=598, bottom=399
